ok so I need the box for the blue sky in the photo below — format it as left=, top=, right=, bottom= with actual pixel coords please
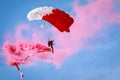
left=0, top=0, right=120, bottom=80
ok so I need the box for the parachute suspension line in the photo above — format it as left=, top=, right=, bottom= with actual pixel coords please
left=43, top=20, right=46, bottom=26
left=40, top=20, right=47, bottom=29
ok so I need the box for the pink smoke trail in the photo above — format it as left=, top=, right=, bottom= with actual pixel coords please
left=52, top=0, right=120, bottom=67
left=2, top=0, right=120, bottom=68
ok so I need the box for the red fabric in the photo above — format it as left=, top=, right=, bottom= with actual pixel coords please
left=42, top=9, right=74, bottom=32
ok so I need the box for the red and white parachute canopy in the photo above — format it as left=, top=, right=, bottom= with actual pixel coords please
left=27, top=6, right=74, bottom=32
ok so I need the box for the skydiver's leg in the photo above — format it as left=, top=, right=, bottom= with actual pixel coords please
left=51, top=46, right=54, bottom=53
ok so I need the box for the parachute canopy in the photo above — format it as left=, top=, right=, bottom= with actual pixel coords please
left=27, top=6, right=74, bottom=32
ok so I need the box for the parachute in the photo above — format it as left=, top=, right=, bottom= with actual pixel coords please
left=27, top=6, right=74, bottom=32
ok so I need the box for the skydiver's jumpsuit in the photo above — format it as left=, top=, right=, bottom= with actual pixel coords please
left=48, top=40, right=54, bottom=53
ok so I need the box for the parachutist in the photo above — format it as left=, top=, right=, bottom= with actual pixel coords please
left=48, top=40, right=54, bottom=53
